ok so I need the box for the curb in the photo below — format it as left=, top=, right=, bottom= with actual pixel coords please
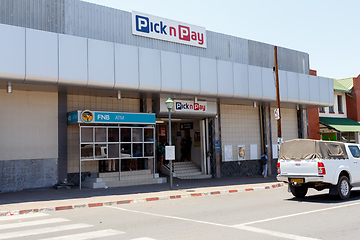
left=0, top=183, right=284, bottom=217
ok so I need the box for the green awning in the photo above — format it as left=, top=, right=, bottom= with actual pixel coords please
left=319, top=117, right=360, bottom=132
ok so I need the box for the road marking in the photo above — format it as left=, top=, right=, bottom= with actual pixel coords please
left=38, top=229, right=125, bottom=240
left=0, top=218, right=69, bottom=230
left=234, top=225, right=320, bottom=240
left=232, top=201, right=360, bottom=227
left=106, top=206, right=228, bottom=227
left=0, top=213, right=48, bottom=221
left=107, top=202, right=360, bottom=240
left=131, top=238, right=157, bottom=240
left=0, top=223, right=92, bottom=240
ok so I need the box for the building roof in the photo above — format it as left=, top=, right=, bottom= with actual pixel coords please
left=333, top=78, right=353, bottom=93
left=319, top=117, right=360, bottom=132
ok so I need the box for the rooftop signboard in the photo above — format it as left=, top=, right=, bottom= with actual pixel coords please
left=132, top=11, right=207, bottom=48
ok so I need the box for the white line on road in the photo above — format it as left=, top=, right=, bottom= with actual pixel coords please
left=0, top=224, right=92, bottom=240
left=38, top=229, right=125, bottom=240
left=107, top=201, right=360, bottom=240
left=0, top=213, right=48, bottom=221
left=234, top=225, right=320, bottom=240
left=232, top=201, right=360, bottom=227
left=0, top=218, right=70, bottom=230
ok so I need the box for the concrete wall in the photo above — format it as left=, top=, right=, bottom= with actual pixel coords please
left=0, top=89, right=58, bottom=191
left=0, top=90, right=58, bottom=160
left=220, top=104, right=261, bottom=161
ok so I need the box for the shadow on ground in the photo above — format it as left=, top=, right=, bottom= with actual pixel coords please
left=0, top=175, right=278, bottom=205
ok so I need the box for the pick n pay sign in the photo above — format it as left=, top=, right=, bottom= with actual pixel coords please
left=132, top=11, right=207, bottom=48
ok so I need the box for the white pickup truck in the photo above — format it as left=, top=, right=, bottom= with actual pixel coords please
left=276, top=139, right=360, bottom=200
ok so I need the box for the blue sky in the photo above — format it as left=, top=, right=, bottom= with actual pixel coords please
left=83, top=0, right=359, bottom=79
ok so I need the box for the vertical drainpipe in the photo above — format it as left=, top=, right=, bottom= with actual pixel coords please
left=262, top=104, right=273, bottom=176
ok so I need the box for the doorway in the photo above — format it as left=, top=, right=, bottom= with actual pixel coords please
left=156, top=118, right=210, bottom=174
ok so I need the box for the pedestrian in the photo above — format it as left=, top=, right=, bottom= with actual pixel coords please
left=157, top=139, right=165, bottom=172
left=261, top=152, right=268, bottom=178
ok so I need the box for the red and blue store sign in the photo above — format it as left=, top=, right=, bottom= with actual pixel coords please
left=132, top=11, right=207, bottom=48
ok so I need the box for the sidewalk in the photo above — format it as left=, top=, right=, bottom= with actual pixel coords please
left=0, top=175, right=284, bottom=216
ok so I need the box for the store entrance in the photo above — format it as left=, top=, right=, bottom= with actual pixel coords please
left=156, top=118, right=210, bottom=175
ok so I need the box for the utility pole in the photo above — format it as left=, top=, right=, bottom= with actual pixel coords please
left=274, top=46, right=282, bottom=144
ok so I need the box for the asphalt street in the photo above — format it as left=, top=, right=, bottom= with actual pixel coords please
left=2, top=185, right=360, bottom=240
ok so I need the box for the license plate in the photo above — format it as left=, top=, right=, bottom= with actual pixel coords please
left=290, top=178, right=304, bottom=183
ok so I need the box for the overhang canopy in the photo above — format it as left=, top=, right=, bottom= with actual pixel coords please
left=319, top=117, right=360, bottom=132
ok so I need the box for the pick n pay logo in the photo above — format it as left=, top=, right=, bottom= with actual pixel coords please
left=132, top=11, right=207, bottom=48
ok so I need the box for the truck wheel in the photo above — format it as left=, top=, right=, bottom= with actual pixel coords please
left=291, top=184, right=308, bottom=198
left=338, top=176, right=351, bottom=200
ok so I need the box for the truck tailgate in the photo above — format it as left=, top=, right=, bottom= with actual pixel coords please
left=279, top=159, right=318, bottom=175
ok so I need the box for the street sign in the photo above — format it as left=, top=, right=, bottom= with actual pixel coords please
left=165, top=146, right=175, bottom=160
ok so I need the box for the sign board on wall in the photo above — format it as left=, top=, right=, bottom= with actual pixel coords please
left=67, top=110, right=156, bottom=125
left=132, top=11, right=207, bottom=48
left=175, top=101, right=207, bottom=112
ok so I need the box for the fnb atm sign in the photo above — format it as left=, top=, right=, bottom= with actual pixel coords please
left=132, top=11, right=207, bottom=48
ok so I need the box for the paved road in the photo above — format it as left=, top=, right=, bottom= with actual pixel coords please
left=2, top=186, right=360, bottom=240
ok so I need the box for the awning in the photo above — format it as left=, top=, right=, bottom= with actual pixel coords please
left=319, top=117, right=360, bottom=132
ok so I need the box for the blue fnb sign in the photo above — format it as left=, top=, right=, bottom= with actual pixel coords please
left=67, top=110, right=155, bottom=125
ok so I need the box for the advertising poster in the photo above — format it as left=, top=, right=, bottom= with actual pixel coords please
left=159, top=126, right=166, bottom=136
left=224, top=145, right=233, bottom=162
left=194, top=131, right=201, bottom=147
left=237, top=145, right=245, bottom=160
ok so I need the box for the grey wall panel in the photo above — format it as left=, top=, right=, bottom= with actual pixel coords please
left=248, top=65, right=263, bottom=100
left=286, top=71, right=299, bottom=102
left=160, top=51, right=181, bottom=93
left=279, top=70, right=288, bottom=102
left=181, top=54, right=200, bottom=95
left=0, top=0, right=65, bottom=33
left=25, top=28, right=58, bottom=83
left=58, top=34, right=87, bottom=86
left=88, top=39, right=114, bottom=88
left=199, top=57, right=217, bottom=96
left=248, top=41, right=274, bottom=69
left=278, top=47, right=309, bottom=74
left=248, top=40, right=310, bottom=74
left=233, top=63, right=249, bottom=99
left=217, top=60, right=234, bottom=98
left=138, top=47, right=161, bottom=92
left=114, top=43, right=139, bottom=90
left=261, top=67, right=276, bottom=101
left=298, top=74, right=310, bottom=104
left=319, top=77, right=330, bottom=105
left=309, top=75, right=320, bottom=104
left=0, top=24, right=25, bottom=81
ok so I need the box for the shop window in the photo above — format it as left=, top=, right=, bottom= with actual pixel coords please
left=144, top=128, right=154, bottom=142
left=121, top=128, right=131, bottom=142
left=319, top=107, right=325, bottom=113
left=81, top=144, right=93, bottom=159
left=108, top=143, right=119, bottom=158
left=108, top=128, right=119, bottom=142
left=121, top=143, right=131, bottom=158
left=329, top=105, right=334, bottom=113
left=81, top=128, right=93, bottom=142
left=132, top=128, right=143, bottom=142
left=95, top=144, right=107, bottom=158
left=133, top=143, right=143, bottom=157
left=95, top=128, right=106, bottom=142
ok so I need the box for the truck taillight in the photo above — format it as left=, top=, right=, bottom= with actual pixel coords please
left=318, top=162, right=326, bottom=175
left=277, top=162, right=281, bottom=174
